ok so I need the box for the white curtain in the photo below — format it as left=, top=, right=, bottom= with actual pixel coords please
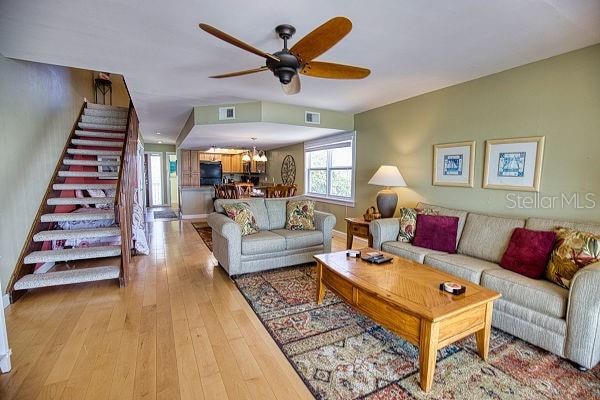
left=132, top=140, right=149, bottom=255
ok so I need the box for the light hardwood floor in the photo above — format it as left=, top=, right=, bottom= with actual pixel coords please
left=0, top=220, right=356, bottom=400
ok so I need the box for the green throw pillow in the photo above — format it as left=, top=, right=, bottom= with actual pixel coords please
left=222, top=203, right=260, bottom=236
left=286, top=200, right=315, bottom=231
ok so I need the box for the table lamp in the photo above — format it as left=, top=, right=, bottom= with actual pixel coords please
left=368, top=165, right=407, bottom=218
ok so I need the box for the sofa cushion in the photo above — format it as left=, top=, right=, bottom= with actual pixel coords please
left=457, top=213, right=525, bottom=263
left=271, top=229, right=324, bottom=250
left=382, top=241, right=446, bottom=263
left=241, top=231, right=286, bottom=255
left=413, top=214, right=459, bottom=253
left=526, top=217, right=600, bottom=236
left=481, top=269, right=569, bottom=319
left=546, top=227, right=600, bottom=289
left=264, top=198, right=288, bottom=229
left=215, top=198, right=270, bottom=230
left=424, top=253, right=502, bottom=283
left=500, top=228, right=557, bottom=279
left=417, top=202, right=468, bottom=246
left=221, top=203, right=260, bottom=236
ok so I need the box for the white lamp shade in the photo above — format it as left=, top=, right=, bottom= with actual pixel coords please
left=368, top=165, right=407, bottom=187
left=242, top=153, right=251, bottom=162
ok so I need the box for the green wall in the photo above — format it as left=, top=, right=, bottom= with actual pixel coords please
left=268, top=44, right=600, bottom=232
left=0, top=55, right=94, bottom=295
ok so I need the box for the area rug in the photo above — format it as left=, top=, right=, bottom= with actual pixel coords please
left=192, top=221, right=213, bottom=251
left=233, top=264, right=600, bottom=400
left=153, top=210, right=179, bottom=219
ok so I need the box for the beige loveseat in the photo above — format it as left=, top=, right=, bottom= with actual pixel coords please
left=208, top=197, right=336, bottom=276
left=370, top=202, right=600, bottom=370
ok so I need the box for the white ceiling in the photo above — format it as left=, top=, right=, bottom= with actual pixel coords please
left=1, top=0, right=599, bottom=147
left=180, top=122, right=343, bottom=150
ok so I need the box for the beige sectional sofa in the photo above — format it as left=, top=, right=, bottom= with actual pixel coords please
left=370, top=202, right=600, bottom=370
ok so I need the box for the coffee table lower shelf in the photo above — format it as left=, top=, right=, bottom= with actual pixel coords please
left=315, top=261, right=496, bottom=392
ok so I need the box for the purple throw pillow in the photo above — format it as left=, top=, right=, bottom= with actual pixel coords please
left=412, top=214, right=459, bottom=253
left=500, top=228, right=556, bottom=279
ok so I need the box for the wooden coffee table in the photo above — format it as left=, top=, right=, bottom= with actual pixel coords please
left=314, top=249, right=501, bottom=392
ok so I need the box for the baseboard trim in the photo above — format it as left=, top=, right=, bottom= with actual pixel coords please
left=2, top=294, right=9, bottom=309
left=332, top=229, right=368, bottom=244
left=181, top=213, right=209, bottom=220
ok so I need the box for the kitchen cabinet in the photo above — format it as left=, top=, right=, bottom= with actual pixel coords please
left=221, top=154, right=232, bottom=173
left=190, top=151, right=200, bottom=173
left=180, top=150, right=200, bottom=187
left=231, top=154, right=243, bottom=173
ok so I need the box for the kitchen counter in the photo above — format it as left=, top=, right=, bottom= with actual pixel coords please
left=179, top=186, right=214, bottom=218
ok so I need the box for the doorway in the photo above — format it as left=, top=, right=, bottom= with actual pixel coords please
left=145, top=152, right=165, bottom=207
left=166, top=152, right=178, bottom=207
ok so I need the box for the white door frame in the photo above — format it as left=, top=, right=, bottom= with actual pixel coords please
left=145, top=151, right=167, bottom=207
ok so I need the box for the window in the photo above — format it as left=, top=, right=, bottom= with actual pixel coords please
left=305, top=131, right=356, bottom=205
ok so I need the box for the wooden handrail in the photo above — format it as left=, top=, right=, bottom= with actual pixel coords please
left=114, top=102, right=139, bottom=285
left=7, top=101, right=87, bottom=302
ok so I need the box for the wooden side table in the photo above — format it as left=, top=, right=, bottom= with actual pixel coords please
left=345, top=217, right=373, bottom=249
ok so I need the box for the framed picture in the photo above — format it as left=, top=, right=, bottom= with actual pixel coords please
left=483, top=136, right=545, bottom=192
left=97, top=156, right=120, bottom=179
left=433, top=141, right=476, bottom=187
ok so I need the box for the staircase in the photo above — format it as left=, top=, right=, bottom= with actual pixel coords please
left=7, top=102, right=138, bottom=300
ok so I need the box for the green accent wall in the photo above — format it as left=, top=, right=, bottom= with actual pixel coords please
left=268, top=44, right=600, bottom=232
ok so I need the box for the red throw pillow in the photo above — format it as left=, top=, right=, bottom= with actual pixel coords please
left=500, top=228, right=556, bottom=279
left=412, top=214, right=459, bottom=253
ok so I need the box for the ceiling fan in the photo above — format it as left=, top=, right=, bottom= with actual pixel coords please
left=198, top=16, right=370, bottom=95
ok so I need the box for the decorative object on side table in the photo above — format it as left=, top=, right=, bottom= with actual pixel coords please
left=281, top=154, right=296, bottom=185
left=363, top=206, right=381, bottom=222
left=345, top=217, right=373, bottom=249
left=368, top=165, right=407, bottom=218
left=483, top=136, right=545, bottom=191
left=433, top=141, right=476, bottom=187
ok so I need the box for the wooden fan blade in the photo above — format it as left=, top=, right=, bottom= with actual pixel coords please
left=209, top=66, right=268, bottom=78
left=199, top=23, right=279, bottom=62
left=300, top=61, right=370, bottom=79
left=281, top=74, right=301, bottom=95
left=290, top=17, right=352, bottom=63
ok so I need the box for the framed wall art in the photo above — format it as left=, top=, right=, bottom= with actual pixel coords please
left=433, top=141, right=476, bottom=187
left=483, top=136, right=545, bottom=192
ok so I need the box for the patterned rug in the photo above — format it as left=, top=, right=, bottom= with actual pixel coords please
left=233, top=264, right=600, bottom=400
left=192, top=221, right=213, bottom=251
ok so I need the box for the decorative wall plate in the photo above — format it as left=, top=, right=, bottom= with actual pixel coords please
left=281, top=154, right=296, bottom=185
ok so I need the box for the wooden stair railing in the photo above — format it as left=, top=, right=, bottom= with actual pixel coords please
left=114, top=101, right=138, bottom=285
left=6, top=102, right=88, bottom=303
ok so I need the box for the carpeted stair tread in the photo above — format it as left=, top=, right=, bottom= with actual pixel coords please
left=71, top=138, right=124, bottom=148
left=53, top=183, right=116, bottom=190
left=41, top=210, right=114, bottom=222
left=83, top=108, right=128, bottom=118
left=75, top=130, right=125, bottom=139
left=33, top=227, right=121, bottom=242
left=80, top=115, right=127, bottom=125
left=58, top=170, right=118, bottom=178
left=78, top=122, right=126, bottom=131
left=24, top=245, right=121, bottom=264
left=47, top=196, right=115, bottom=205
left=86, top=103, right=128, bottom=111
left=13, top=266, right=121, bottom=290
left=63, top=159, right=120, bottom=166
left=67, top=148, right=121, bottom=156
